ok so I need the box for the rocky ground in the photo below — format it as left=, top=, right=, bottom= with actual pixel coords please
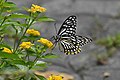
left=8, top=0, right=120, bottom=80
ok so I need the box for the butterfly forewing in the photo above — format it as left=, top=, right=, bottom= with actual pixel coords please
left=57, top=15, right=77, bottom=36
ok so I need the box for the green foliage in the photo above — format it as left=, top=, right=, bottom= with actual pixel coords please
left=38, top=16, right=55, bottom=22
left=0, top=0, right=56, bottom=79
left=96, top=33, right=120, bottom=48
left=95, top=34, right=120, bottom=65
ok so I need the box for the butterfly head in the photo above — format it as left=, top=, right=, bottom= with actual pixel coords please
left=55, top=35, right=61, bottom=42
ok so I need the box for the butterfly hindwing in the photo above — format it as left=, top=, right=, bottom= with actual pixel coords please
left=60, top=35, right=92, bottom=55
left=60, top=39, right=81, bottom=55
left=76, top=35, right=92, bottom=46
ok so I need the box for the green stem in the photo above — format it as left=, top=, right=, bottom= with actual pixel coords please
left=13, top=26, right=18, bottom=50
left=0, top=16, right=7, bottom=27
left=24, top=52, right=28, bottom=59
left=0, top=34, right=4, bottom=43
left=0, top=61, right=5, bottom=68
left=29, top=56, right=39, bottom=69
left=27, top=52, right=30, bottom=61
left=33, top=56, right=39, bottom=63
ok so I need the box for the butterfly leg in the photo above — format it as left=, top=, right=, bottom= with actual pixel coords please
left=49, top=36, right=55, bottom=41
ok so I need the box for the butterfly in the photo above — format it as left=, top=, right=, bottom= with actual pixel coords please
left=51, top=15, right=92, bottom=55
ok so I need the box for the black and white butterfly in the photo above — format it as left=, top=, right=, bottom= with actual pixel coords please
left=51, top=15, right=92, bottom=55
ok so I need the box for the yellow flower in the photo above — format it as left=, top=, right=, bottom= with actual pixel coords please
left=26, top=29, right=40, bottom=36
left=19, top=42, right=34, bottom=49
left=28, top=4, right=46, bottom=13
left=47, top=74, right=63, bottom=80
left=37, top=38, right=53, bottom=48
left=28, top=7, right=36, bottom=13
left=2, top=47, right=13, bottom=54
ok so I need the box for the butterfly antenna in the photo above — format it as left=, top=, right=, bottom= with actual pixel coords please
left=49, top=23, right=57, bottom=41
left=54, top=23, right=57, bottom=34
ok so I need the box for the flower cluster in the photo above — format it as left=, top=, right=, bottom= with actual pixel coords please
left=26, top=29, right=40, bottom=36
left=47, top=74, right=63, bottom=80
left=2, top=47, right=13, bottom=54
left=0, top=0, right=57, bottom=79
left=28, top=4, right=46, bottom=13
left=37, top=38, right=53, bottom=48
left=20, top=29, right=53, bottom=49
left=19, top=42, right=34, bottom=49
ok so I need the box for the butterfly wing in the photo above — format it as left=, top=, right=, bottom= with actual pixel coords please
left=60, top=35, right=92, bottom=55
left=57, top=15, right=77, bottom=37
left=76, top=35, right=92, bottom=46
left=57, top=15, right=80, bottom=55
left=60, top=39, right=81, bottom=55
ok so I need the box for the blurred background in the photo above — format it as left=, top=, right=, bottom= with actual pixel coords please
left=8, top=0, right=120, bottom=80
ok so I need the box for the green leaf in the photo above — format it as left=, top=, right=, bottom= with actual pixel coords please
left=23, top=36, right=41, bottom=41
left=0, top=52, right=20, bottom=59
left=15, top=64, right=28, bottom=71
left=38, top=17, right=55, bottom=22
left=2, top=22, right=21, bottom=28
left=42, top=54, right=58, bottom=59
left=35, top=75, right=47, bottom=80
left=0, top=44, right=11, bottom=49
left=106, top=37, right=113, bottom=47
left=27, top=61, right=34, bottom=67
left=25, top=48, right=37, bottom=57
left=2, top=2, right=19, bottom=12
left=3, top=7, right=19, bottom=12
left=11, top=60, right=26, bottom=65
left=35, top=63, right=47, bottom=67
left=3, top=2, right=16, bottom=7
left=9, top=13, right=31, bottom=19
left=35, top=61, right=46, bottom=67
